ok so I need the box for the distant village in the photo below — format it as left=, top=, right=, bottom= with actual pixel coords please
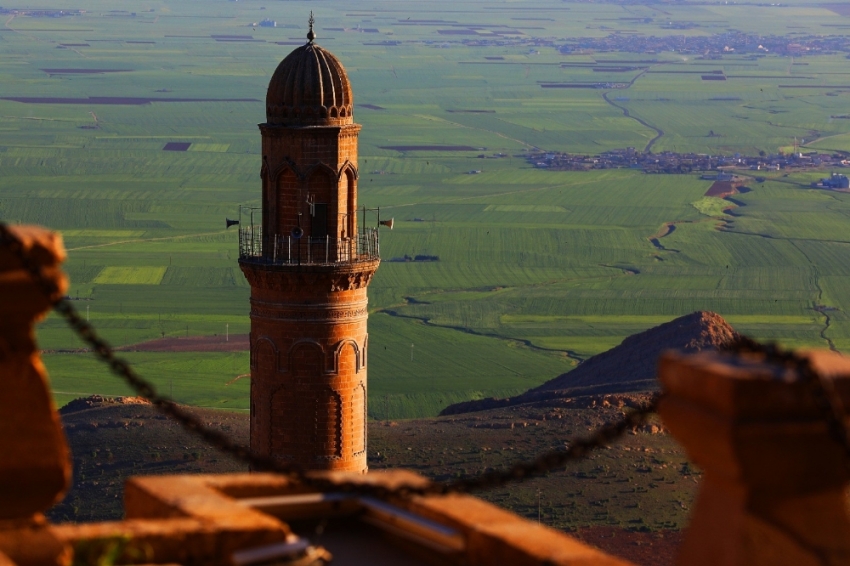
left=444, top=30, right=850, bottom=58
left=525, top=148, right=850, bottom=178
left=0, top=7, right=86, bottom=17
left=558, top=30, right=850, bottom=57
left=387, top=254, right=441, bottom=263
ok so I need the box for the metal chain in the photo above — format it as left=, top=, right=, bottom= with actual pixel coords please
left=725, top=335, right=850, bottom=470
left=427, top=396, right=658, bottom=495
left=0, top=221, right=657, bottom=497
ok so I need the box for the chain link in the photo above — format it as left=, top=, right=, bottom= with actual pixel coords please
left=1, top=221, right=658, bottom=497
left=428, top=396, right=658, bottom=495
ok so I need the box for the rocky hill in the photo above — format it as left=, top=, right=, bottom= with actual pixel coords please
left=441, top=311, right=738, bottom=415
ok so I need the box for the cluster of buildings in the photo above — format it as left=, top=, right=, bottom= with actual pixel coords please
left=435, top=36, right=556, bottom=49
left=0, top=7, right=85, bottom=17
left=250, top=18, right=276, bottom=28
left=387, top=254, right=440, bottom=263
left=417, top=29, right=850, bottom=60
left=528, top=148, right=850, bottom=175
left=812, top=173, right=850, bottom=189
left=560, top=31, right=850, bottom=57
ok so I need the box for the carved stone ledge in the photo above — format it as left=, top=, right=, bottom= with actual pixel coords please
left=239, top=259, right=379, bottom=294
left=251, top=305, right=368, bottom=323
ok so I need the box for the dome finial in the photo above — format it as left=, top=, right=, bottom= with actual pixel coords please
left=307, top=11, right=315, bottom=44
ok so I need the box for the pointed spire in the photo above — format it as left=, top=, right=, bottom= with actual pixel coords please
left=307, top=11, right=316, bottom=44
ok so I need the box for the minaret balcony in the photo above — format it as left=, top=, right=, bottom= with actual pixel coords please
left=238, top=226, right=380, bottom=267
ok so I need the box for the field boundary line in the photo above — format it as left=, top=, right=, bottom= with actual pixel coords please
left=720, top=230, right=850, bottom=247
left=5, top=14, right=88, bottom=58
left=66, top=229, right=230, bottom=251
left=786, top=245, right=838, bottom=353
left=412, top=112, right=540, bottom=151
left=379, top=309, right=585, bottom=365
left=380, top=176, right=633, bottom=210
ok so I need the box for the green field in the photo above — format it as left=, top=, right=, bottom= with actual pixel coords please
left=1, top=0, right=849, bottom=418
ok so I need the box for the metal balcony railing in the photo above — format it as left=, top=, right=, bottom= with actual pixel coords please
left=238, top=227, right=380, bottom=265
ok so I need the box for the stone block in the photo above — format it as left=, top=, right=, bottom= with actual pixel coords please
left=406, top=494, right=634, bottom=565
left=0, top=226, right=70, bottom=520
left=0, top=518, right=70, bottom=566
left=659, top=350, right=850, bottom=566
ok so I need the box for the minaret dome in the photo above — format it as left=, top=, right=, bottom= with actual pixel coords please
left=265, top=28, right=353, bottom=127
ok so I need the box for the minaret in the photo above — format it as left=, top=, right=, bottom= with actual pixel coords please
left=238, top=16, right=379, bottom=472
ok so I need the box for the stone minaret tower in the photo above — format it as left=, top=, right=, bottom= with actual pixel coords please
left=238, top=17, right=379, bottom=473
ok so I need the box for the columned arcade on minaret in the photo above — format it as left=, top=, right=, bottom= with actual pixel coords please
left=238, top=17, right=380, bottom=473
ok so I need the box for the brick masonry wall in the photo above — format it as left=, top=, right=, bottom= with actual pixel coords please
left=242, top=266, right=375, bottom=472
left=242, top=118, right=374, bottom=473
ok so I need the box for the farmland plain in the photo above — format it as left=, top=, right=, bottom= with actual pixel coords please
left=1, top=0, right=849, bottom=419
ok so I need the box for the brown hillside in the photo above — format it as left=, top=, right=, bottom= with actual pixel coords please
left=535, top=311, right=738, bottom=392
left=49, top=403, right=249, bottom=523
left=441, top=311, right=738, bottom=415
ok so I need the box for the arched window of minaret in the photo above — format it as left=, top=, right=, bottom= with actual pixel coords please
left=315, top=389, right=342, bottom=459
left=337, top=340, right=359, bottom=375
left=251, top=338, right=277, bottom=458
left=250, top=338, right=277, bottom=456
left=252, top=381, right=274, bottom=458
left=352, top=382, right=366, bottom=456
left=260, top=159, right=270, bottom=206
left=252, top=337, right=277, bottom=372
left=345, top=168, right=356, bottom=239
left=307, top=169, right=334, bottom=239
left=290, top=341, right=324, bottom=376
left=277, top=169, right=298, bottom=238
left=271, top=385, right=297, bottom=459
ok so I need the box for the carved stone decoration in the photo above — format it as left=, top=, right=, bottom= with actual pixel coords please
left=240, top=260, right=379, bottom=295
left=250, top=305, right=369, bottom=324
